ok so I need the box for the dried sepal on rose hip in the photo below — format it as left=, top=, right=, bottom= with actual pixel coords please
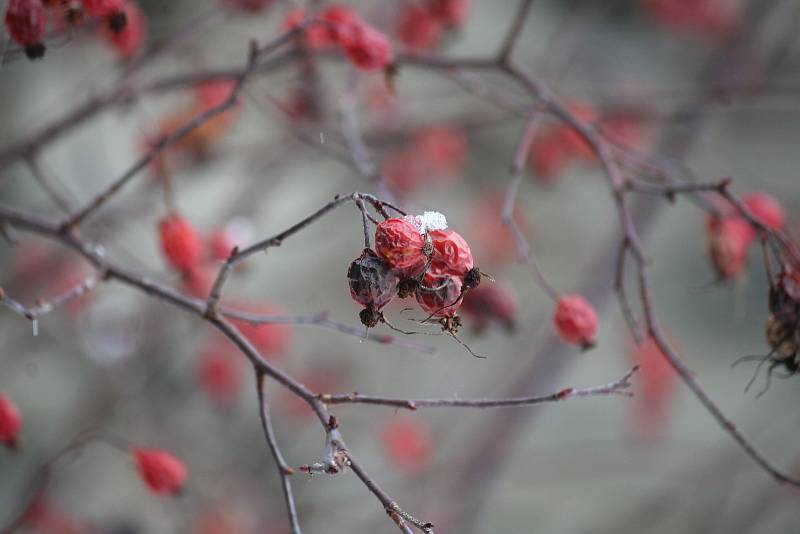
left=82, top=0, right=127, bottom=32
left=553, top=294, right=598, bottom=349
left=100, top=0, right=146, bottom=59
left=348, top=248, right=398, bottom=327
left=740, top=263, right=800, bottom=392
left=132, top=447, right=187, bottom=496
left=0, top=393, right=22, bottom=450
left=5, top=0, right=47, bottom=59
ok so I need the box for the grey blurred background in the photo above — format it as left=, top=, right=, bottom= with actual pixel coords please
left=1, top=0, right=799, bottom=532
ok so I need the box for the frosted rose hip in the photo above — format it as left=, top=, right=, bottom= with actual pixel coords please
left=133, top=448, right=187, bottom=496
left=553, top=294, right=598, bottom=347
left=375, top=218, right=427, bottom=271
left=0, top=394, right=21, bottom=449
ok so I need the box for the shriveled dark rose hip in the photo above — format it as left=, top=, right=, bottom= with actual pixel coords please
left=348, top=248, right=398, bottom=326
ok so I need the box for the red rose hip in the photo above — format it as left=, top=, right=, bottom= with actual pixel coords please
left=428, top=228, right=473, bottom=276
left=133, top=447, right=187, bottom=496
left=158, top=215, right=203, bottom=274
left=553, top=294, right=598, bottom=348
left=0, top=393, right=21, bottom=449
left=416, top=269, right=463, bottom=318
left=5, top=0, right=47, bottom=59
left=375, top=217, right=427, bottom=274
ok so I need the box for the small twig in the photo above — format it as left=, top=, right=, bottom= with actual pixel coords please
left=321, top=367, right=636, bottom=409
left=255, top=371, right=301, bottom=534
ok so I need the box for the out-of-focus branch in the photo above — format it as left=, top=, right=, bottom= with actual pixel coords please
left=255, top=371, right=301, bottom=534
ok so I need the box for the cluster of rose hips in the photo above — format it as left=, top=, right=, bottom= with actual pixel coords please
left=706, top=192, right=785, bottom=280
left=4, top=0, right=146, bottom=60
left=394, top=0, right=470, bottom=54
left=348, top=213, right=478, bottom=336
left=283, top=4, right=393, bottom=72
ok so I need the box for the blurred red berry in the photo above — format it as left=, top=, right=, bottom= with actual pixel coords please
left=182, top=266, right=214, bottom=299
left=468, top=191, right=529, bottom=266
left=23, top=496, right=86, bottom=534
left=600, top=114, right=650, bottom=152
left=318, top=4, right=362, bottom=44
left=5, top=0, right=47, bottom=59
left=101, top=0, right=146, bottom=59
left=342, top=24, right=393, bottom=71
left=278, top=368, right=341, bottom=419
left=195, top=340, right=242, bottom=404
left=742, top=192, right=785, bottom=231
left=417, top=268, right=463, bottom=318
left=642, top=0, right=738, bottom=39
left=194, top=79, right=235, bottom=110
left=221, top=0, right=272, bottom=13
left=375, top=218, right=427, bottom=272
left=208, top=218, right=252, bottom=262
left=428, top=228, right=473, bottom=276
left=282, top=8, right=330, bottom=48
left=158, top=215, right=203, bottom=274
left=396, top=5, right=442, bottom=53
left=230, top=304, right=293, bottom=359
left=707, top=215, right=754, bottom=279
left=132, top=447, right=187, bottom=496
left=82, top=0, right=124, bottom=17
left=428, top=0, right=470, bottom=28
left=628, top=334, right=678, bottom=438
left=527, top=128, right=572, bottom=182
left=382, top=148, right=425, bottom=195
left=380, top=417, right=433, bottom=474
left=0, top=393, right=21, bottom=449
left=553, top=294, right=598, bottom=348
left=413, top=124, right=468, bottom=177
left=461, top=281, right=517, bottom=333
